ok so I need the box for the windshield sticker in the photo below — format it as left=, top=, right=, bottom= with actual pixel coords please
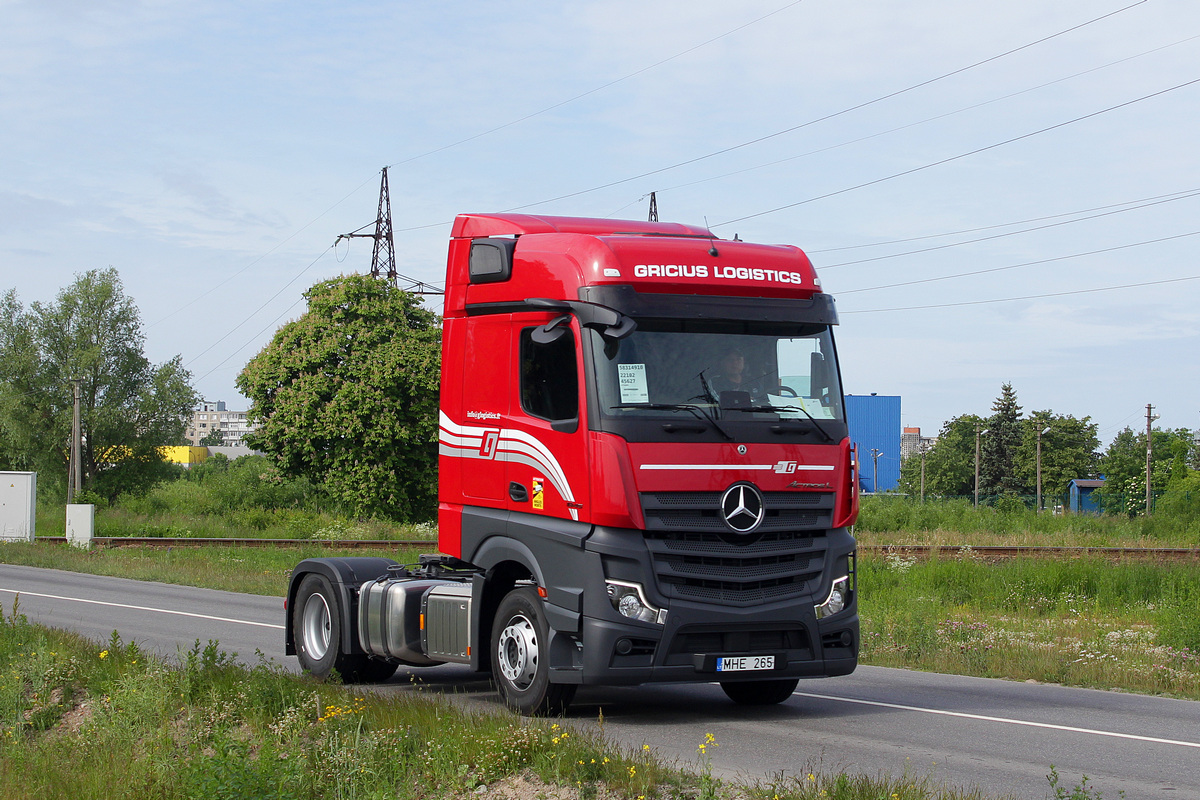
left=766, top=394, right=837, bottom=420
left=618, top=363, right=650, bottom=403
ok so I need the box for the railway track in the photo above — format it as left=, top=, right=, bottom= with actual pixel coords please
left=31, top=537, right=1200, bottom=561
left=859, top=543, right=1200, bottom=562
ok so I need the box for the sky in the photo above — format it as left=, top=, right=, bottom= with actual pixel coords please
left=3, top=0, right=1198, bottom=456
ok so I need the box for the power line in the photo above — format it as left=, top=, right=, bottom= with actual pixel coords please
left=386, top=1, right=808, bottom=170
left=147, top=176, right=379, bottom=330
left=494, top=1, right=1149, bottom=215
left=835, top=229, right=1200, bottom=294
left=822, top=191, right=1200, bottom=272
left=185, top=246, right=333, bottom=372
left=840, top=272, right=1200, bottom=314
left=180, top=4, right=806, bottom=377
left=192, top=294, right=309, bottom=385
left=185, top=3, right=1156, bottom=386
left=808, top=187, right=1200, bottom=254
left=645, top=31, right=1200, bottom=208
left=715, top=76, right=1200, bottom=228
left=393, top=1, right=1149, bottom=231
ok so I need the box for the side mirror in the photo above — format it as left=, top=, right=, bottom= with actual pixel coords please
left=531, top=314, right=572, bottom=344
left=525, top=298, right=637, bottom=341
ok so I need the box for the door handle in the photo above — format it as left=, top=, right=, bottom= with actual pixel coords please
left=509, top=482, right=529, bottom=503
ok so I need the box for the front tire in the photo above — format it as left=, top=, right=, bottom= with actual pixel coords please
left=719, top=677, right=800, bottom=705
left=292, top=573, right=398, bottom=683
left=491, top=587, right=576, bottom=716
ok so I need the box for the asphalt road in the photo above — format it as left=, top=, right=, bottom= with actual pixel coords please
left=2, top=563, right=1197, bottom=799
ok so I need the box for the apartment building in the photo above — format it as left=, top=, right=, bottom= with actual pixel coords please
left=185, top=401, right=256, bottom=448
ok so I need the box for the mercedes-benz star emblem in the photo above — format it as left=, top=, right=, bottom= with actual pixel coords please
left=720, top=483, right=765, bottom=533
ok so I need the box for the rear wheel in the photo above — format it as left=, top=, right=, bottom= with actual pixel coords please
left=491, top=587, right=576, bottom=716
left=719, top=677, right=800, bottom=705
left=292, top=573, right=397, bottom=683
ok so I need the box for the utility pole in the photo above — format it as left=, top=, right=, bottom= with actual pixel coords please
left=648, top=192, right=659, bottom=222
left=974, top=423, right=988, bottom=508
left=68, top=378, right=82, bottom=503
left=1146, top=403, right=1159, bottom=516
left=919, top=442, right=927, bottom=504
left=1036, top=425, right=1050, bottom=513
left=870, top=449, right=882, bottom=494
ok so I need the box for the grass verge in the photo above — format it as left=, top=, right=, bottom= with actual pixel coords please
left=0, top=599, right=1032, bottom=800
left=0, top=596, right=680, bottom=800
left=861, top=553, right=1200, bottom=698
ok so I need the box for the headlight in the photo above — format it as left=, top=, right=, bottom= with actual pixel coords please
left=605, top=580, right=666, bottom=625
left=815, top=575, right=850, bottom=619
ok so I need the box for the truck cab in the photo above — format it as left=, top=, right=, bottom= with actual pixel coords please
left=287, top=213, right=858, bottom=715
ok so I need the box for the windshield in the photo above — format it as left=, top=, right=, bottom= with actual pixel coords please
left=589, top=319, right=844, bottom=425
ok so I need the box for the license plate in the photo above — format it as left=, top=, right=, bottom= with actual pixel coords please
left=716, top=655, right=775, bottom=672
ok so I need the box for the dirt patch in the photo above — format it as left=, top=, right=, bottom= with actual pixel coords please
left=54, top=694, right=95, bottom=735
left=474, top=770, right=627, bottom=800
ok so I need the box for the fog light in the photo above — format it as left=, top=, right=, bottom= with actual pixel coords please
left=605, top=580, right=665, bottom=625
left=815, top=575, right=849, bottom=619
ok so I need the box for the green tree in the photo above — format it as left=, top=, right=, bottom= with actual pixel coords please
left=898, top=414, right=985, bottom=497
left=1013, top=411, right=1100, bottom=502
left=0, top=269, right=198, bottom=499
left=1096, top=426, right=1198, bottom=515
left=237, top=275, right=441, bottom=521
left=1156, top=471, right=1200, bottom=524
left=979, top=382, right=1022, bottom=497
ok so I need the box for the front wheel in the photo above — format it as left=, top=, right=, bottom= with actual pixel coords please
left=719, top=677, right=800, bottom=705
left=292, top=573, right=398, bottom=683
left=491, top=587, right=576, bottom=716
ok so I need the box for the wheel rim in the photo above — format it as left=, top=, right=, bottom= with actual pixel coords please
left=496, top=613, right=538, bottom=689
left=301, top=591, right=332, bottom=660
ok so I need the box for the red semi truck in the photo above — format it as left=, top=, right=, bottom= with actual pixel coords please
left=285, top=213, right=859, bottom=715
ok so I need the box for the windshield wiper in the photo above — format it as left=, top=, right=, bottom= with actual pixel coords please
left=721, top=403, right=835, bottom=442
left=608, top=403, right=734, bottom=441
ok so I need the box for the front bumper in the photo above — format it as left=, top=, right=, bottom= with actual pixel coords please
left=553, top=596, right=858, bottom=686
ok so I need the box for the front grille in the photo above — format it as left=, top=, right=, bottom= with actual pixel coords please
left=641, top=491, right=831, bottom=606
left=642, top=491, right=833, bottom=533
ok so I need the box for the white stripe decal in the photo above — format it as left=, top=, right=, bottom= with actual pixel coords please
left=440, top=412, right=579, bottom=521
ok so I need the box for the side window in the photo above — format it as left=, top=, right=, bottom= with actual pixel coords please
left=520, top=327, right=578, bottom=422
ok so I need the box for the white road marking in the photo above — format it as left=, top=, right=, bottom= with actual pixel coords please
left=0, top=587, right=285, bottom=630
left=793, top=691, right=1200, bottom=749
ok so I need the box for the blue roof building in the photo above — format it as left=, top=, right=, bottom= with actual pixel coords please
left=845, top=394, right=901, bottom=492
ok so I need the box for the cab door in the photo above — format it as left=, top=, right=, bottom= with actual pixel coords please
left=503, top=313, right=589, bottom=523
left=457, top=313, right=511, bottom=504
